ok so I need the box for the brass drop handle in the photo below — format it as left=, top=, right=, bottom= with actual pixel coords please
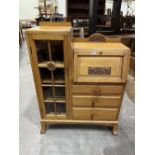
left=47, top=61, right=56, bottom=71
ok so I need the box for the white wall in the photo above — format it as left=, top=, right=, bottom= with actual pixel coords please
left=57, top=0, right=66, bottom=17
left=105, top=1, right=113, bottom=14
left=121, top=1, right=135, bottom=16
left=19, top=0, right=38, bottom=19
left=19, top=0, right=67, bottom=20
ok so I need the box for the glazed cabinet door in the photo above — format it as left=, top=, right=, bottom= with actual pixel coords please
left=28, top=34, right=70, bottom=119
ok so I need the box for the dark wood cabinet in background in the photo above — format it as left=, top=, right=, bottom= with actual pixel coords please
left=67, top=0, right=107, bottom=36
left=67, top=0, right=90, bottom=37
left=67, top=0, right=106, bottom=36
left=67, top=0, right=124, bottom=36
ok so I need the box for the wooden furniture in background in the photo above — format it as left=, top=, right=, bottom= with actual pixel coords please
left=67, top=0, right=90, bottom=37
left=20, top=20, right=32, bottom=29
left=67, top=0, right=105, bottom=36
left=67, top=0, right=126, bottom=36
left=26, top=26, right=130, bottom=135
left=39, top=21, right=71, bottom=27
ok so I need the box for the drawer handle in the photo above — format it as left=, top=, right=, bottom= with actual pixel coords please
left=92, top=89, right=101, bottom=95
left=99, top=51, right=103, bottom=55
left=92, top=98, right=100, bottom=107
left=92, top=101, right=95, bottom=107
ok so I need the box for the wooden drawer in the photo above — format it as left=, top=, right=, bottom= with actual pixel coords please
left=72, top=108, right=118, bottom=121
left=72, top=85, right=123, bottom=95
left=93, top=108, right=118, bottom=121
left=72, top=95, right=121, bottom=107
left=72, top=108, right=92, bottom=120
left=73, top=48, right=130, bottom=83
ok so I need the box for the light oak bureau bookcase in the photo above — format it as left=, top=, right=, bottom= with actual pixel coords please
left=26, top=26, right=130, bottom=135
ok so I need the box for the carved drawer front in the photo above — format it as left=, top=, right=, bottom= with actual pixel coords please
left=72, top=85, right=123, bottom=95
left=93, top=108, right=118, bottom=121
left=74, top=55, right=123, bottom=83
left=72, top=108, right=92, bottom=120
left=72, top=95, right=121, bottom=107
